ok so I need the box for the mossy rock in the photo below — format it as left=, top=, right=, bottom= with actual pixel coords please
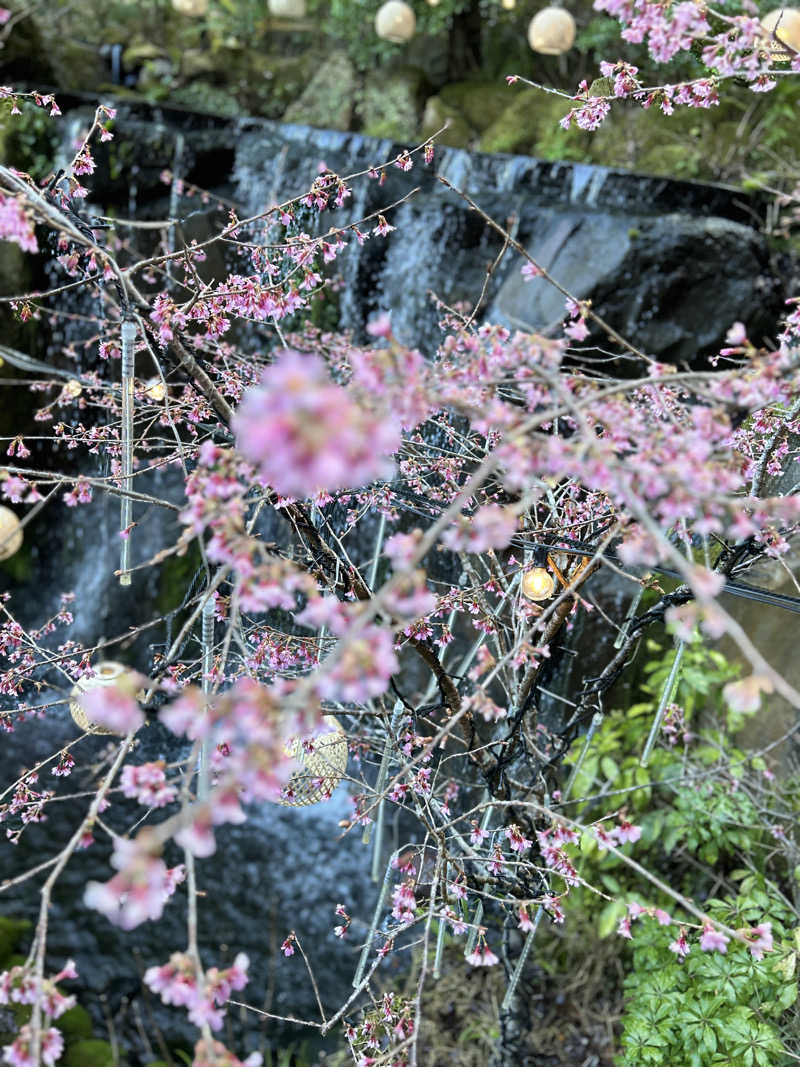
left=439, top=81, right=512, bottom=133
left=477, top=87, right=541, bottom=155
left=61, top=1038, right=116, bottom=1067
left=0, top=917, right=31, bottom=968
left=283, top=51, right=356, bottom=131
left=478, top=88, right=593, bottom=161
left=56, top=1004, right=93, bottom=1044
left=247, top=52, right=320, bottom=120
left=420, top=96, right=472, bottom=148
left=360, top=66, right=428, bottom=142
left=170, top=83, right=241, bottom=117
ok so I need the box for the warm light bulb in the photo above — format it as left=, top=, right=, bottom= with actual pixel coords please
left=528, top=7, right=576, bottom=54
left=172, top=0, right=209, bottom=15
left=759, top=7, right=800, bottom=58
left=375, top=1, right=417, bottom=43
left=145, top=377, right=167, bottom=402
left=268, top=0, right=308, bottom=17
left=0, top=505, right=23, bottom=562
left=521, top=566, right=556, bottom=602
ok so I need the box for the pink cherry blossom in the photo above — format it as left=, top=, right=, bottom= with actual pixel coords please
left=699, top=924, right=729, bottom=954
left=233, top=350, right=400, bottom=498
left=465, top=944, right=500, bottom=967
left=78, top=683, right=144, bottom=734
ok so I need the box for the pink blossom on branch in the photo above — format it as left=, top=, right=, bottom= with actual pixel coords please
left=233, top=350, right=400, bottom=498
left=78, top=682, right=145, bottom=734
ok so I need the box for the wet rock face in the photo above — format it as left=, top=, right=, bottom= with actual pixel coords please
left=492, top=212, right=780, bottom=366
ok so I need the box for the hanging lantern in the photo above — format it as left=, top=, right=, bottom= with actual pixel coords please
left=69, top=662, right=140, bottom=735
left=501, top=0, right=517, bottom=9
left=528, top=7, right=576, bottom=54
left=144, top=378, right=167, bottom=402
left=521, top=566, right=556, bottom=602
left=759, top=7, right=800, bottom=58
left=64, top=379, right=83, bottom=399
left=0, top=505, right=23, bottom=562
left=172, top=0, right=209, bottom=15
left=375, top=1, right=416, bottom=43
left=268, top=0, right=308, bottom=16
left=279, top=715, right=348, bottom=807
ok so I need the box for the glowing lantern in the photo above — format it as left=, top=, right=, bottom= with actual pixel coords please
left=376, top=1, right=416, bottom=43
left=760, top=7, right=800, bottom=58
left=502, top=0, right=517, bottom=8
left=64, top=379, right=83, bottom=399
left=172, top=0, right=209, bottom=15
left=144, top=378, right=167, bottom=402
left=528, top=7, right=576, bottom=54
left=279, top=715, right=348, bottom=806
left=268, top=0, right=308, bottom=16
left=0, top=505, right=22, bottom=562
left=69, top=661, right=140, bottom=735
left=521, top=566, right=556, bottom=602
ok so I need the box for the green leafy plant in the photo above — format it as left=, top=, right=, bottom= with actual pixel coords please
left=556, top=639, right=800, bottom=1065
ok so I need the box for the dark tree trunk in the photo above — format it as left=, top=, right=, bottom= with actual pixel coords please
left=447, top=1, right=484, bottom=82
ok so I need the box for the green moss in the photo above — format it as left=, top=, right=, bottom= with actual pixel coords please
left=420, top=96, right=472, bottom=149
left=154, top=540, right=204, bottom=619
left=359, top=67, right=427, bottom=142
left=438, top=81, right=511, bottom=133
left=170, top=83, right=241, bottom=117
left=0, top=917, right=31, bottom=968
left=283, top=51, right=356, bottom=130
left=478, top=89, right=585, bottom=158
left=56, top=1004, right=93, bottom=1044
left=61, top=1039, right=115, bottom=1067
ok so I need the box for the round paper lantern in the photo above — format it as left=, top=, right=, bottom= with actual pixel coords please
left=528, top=7, right=576, bottom=54
left=64, top=379, right=83, bottom=398
left=760, top=7, right=800, bottom=58
left=0, top=506, right=22, bottom=562
left=70, top=661, right=139, bottom=735
left=521, top=566, right=556, bottom=602
left=280, top=715, right=348, bottom=807
left=268, top=0, right=307, bottom=16
left=376, top=1, right=416, bottom=43
left=172, top=0, right=209, bottom=15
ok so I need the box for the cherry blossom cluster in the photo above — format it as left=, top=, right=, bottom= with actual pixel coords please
left=1, top=959, right=77, bottom=1067
left=144, top=951, right=250, bottom=1030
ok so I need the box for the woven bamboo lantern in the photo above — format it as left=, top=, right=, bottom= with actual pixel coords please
left=760, top=7, right=800, bottom=59
left=376, top=1, right=417, bottom=43
left=528, top=7, right=576, bottom=54
left=172, top=0, right=209, bottom=14
left=69, top=662, right=139, bottom=735
left=268, top=0, right=308, bottom=16
left=0, top=506, right=23, bottom=562
left=280, top=715, right=348, bottom=807
left=521, top=566, right=556, bottom=602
